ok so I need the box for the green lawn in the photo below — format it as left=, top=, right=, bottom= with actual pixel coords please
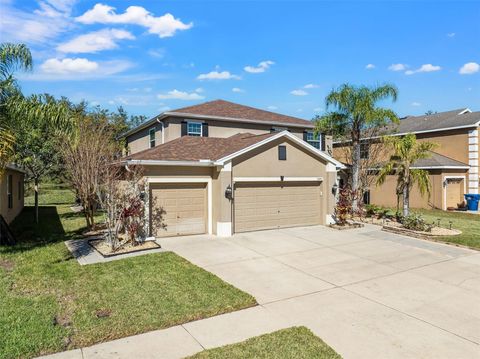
left=415, top=209, right=480, bottom=249
left=0, top=184, right=256, bottom=359
left=188, top=327, right=341, bottom=359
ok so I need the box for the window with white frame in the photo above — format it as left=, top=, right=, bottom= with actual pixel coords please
left=306, top=131, right=321, bottom=149
left=187, top=122, right=202, bottom=136
left=149, top=128, right=155, bottom=148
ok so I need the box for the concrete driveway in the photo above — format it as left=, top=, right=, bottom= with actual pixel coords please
left=162, top=224, right=480, bottom=358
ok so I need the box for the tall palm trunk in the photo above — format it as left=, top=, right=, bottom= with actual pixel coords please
left=351, top=140, right=361, bottom=211
left=403, top=186, right=410, bottom=217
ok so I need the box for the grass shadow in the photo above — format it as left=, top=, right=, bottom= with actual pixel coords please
left=5, top=206, right=68, bottom=253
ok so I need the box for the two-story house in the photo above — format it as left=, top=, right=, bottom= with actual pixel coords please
left=120, top=100, right=344, bottom=238
left=333, top=108, right=480, bottom=211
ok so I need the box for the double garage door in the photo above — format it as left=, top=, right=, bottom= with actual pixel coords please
left=234, top=182, right=322, bottom=233
left=150, top=181, right=322, bottom=237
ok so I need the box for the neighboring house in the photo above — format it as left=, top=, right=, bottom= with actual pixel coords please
left=334, top=108, right=480, bottom=210
left=0, top=164, right=25, bottom=224
left=120, top=100, right=344, bottom=238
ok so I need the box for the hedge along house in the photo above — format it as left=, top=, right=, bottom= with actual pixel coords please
left=333, top=108, right=480, bottom=210
left=121, top=131, right=344, bottom=237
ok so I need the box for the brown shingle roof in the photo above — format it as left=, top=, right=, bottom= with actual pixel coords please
left=393, top=108, right=480, bottom=134
left=125, top=133, right=276, bottom=162
left=169, top=100, right=314, bottom=127
left=412, top=151, right=469, bottom=168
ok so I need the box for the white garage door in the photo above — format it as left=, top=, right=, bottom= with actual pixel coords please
left=150, top=183, right=207, bottom=237
left=234, top=181, right=322, bottom=233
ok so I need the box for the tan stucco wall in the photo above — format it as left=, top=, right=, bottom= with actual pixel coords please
left=416, top=129, right=469, bottom=163
left=127, top=123, right=163, bottom=154
left=0, top=169, right=25, bottom=224
left=143, top=166, right=212, bottom=178
left=233, top=138, right=328, bottom=177
left=368, top=169, right=467, bottom=210
left=127, top=116, right=311, bottom=154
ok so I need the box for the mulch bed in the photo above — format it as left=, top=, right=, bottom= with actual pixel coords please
left=329, top=222, right=364, bottom=230
left=89, top=238, right=161, bottom=257
left=382, top=224, right=461, bottom=240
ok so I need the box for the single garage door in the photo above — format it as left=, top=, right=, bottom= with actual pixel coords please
left=150, top=183, right=207, bottom=237
left=234, top=181, right=322, bottom=233
left=445, top=178, right=464, bottom=209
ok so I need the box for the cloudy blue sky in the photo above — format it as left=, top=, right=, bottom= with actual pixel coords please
left=1, top=0, right=479, bottom=120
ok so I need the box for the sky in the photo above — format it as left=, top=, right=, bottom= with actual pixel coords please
left=1, top=0, right=479, bottom=121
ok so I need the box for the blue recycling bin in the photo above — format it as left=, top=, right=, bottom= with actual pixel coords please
left=464, top=194, right=480, bottom=211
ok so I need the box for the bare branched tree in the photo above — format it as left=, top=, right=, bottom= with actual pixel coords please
left=61, top=115, right=120, bottom=229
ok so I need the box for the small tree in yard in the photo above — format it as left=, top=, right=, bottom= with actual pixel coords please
left=376, top=133, right=436, bottom=217
left=334, top=186, right=359, bottom=225
left=97, top=165, right=148, bottom=250
left=61, top=115, right=120, bottom=229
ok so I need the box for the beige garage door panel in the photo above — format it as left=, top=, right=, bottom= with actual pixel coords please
left=445, top=179, right=464, bottom=208
left=150, top=183, right=207, bottom=237
left=234, top=182, right=321, bottom=233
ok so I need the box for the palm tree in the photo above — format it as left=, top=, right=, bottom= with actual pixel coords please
left=315, top=83, right=399, bottom=210
left=376, top=133, right=437, bottom=217
left=0, top=43, right=32, bottom=176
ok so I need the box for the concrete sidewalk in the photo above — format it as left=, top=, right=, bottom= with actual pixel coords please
left=39, top=305, right=289, bottom=359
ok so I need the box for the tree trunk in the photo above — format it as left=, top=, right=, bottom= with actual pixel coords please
left=403, top=186, right=410, bottom=217
left=351, top=140, right=361, bottom=211
left=34, top=177, right=39, bottom=224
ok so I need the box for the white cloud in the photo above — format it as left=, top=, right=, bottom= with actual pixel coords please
left=194, top=87, right=204, bottom=93
left=0, top=0, right=74, bottom=43
left=57, top=28, right=135, bottom=53
left=76, top=3, right=193, bottom=38
left=365, top=64, right=375, bottom=69
left=157, top=89, right=205, bottom=100
left=447, top=32, right=455, bottom=38
left=232, top=87, right=245, bottom=93
left=304, top=83, right=319, bottom=88
left=313, top=107, right=323, bottom=112
left=26, top=58, right=132, bottom=80
left=40, top=57, right=99, bottom=74
left=147, top=48, right=166, bottom=58
left=244, top=60, right=274, bottom=73
left=197, top=70, right=240, bottom=80
left=411, top=102, right=421, bottom=107
left=267, top=105, right=278, bottom=110
left=290, top=89, right=308, bottom=96
left=459, top=62, right=479, bottom=75
left=405, top=64, right=441, bottom=75
left=388, top=63, right=407, bottom=71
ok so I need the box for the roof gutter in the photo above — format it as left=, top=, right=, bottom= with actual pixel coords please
left=123, top=159, right=215, bottom=167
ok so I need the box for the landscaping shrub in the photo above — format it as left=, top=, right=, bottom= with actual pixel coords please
left=401, top=213, right=433, bottom=232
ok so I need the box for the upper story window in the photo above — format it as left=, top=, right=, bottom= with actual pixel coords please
left=7, top=174, right=13, bottom=209
left=149, top=128, right=155, bottom=148
left=187, top=122, right=203, bottom=136
left=278, top=145, right=287, bottom=160
left=306, top=131, right=321, bottom=149
left=360, top=143, right=369, bottom=159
